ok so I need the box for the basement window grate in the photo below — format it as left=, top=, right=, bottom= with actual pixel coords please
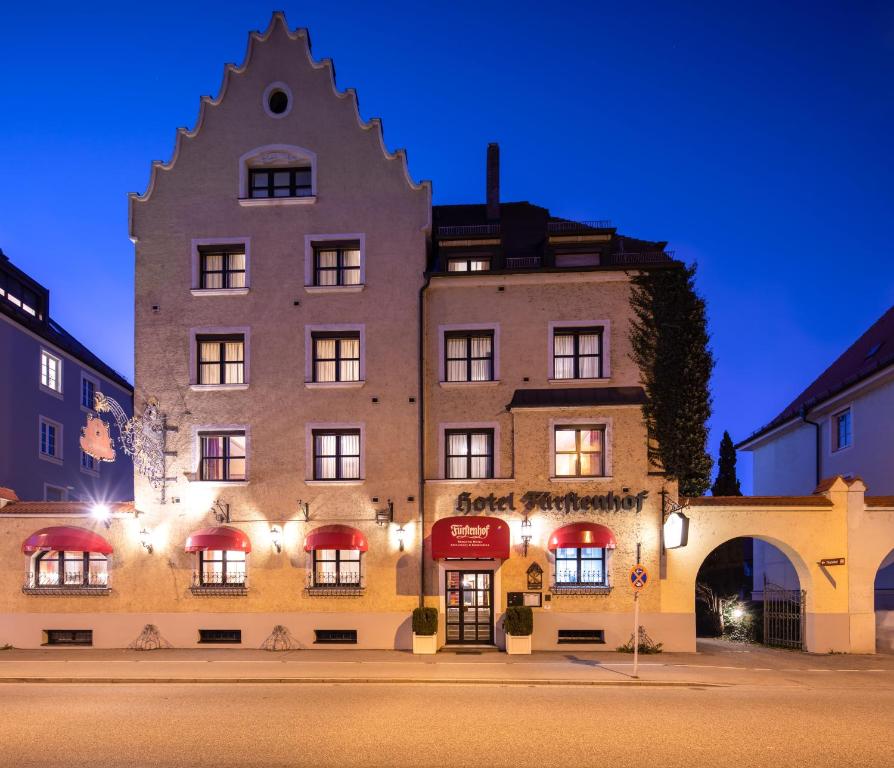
left=45, top=629, right=93, bottom=646
left=198, top=629, right=242, bottom=644
left=314, top=629, right=358, bottom=644
left=557, top=629, right=605, bottom=644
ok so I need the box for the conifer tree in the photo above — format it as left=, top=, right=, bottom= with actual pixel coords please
left=629, top=263, right=714, bottom=497
left=711, top=430, right=742, bottom=496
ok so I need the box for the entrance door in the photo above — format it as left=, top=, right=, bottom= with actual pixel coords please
left=763, top=579, right=806, bottom=649
left=445, top=570, right=494, bottom=645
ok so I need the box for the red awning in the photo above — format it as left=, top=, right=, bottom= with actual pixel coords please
left=431, top=516, right=510, bottom=560
left=548, top=522, right=616, bottom=551
left=22, top=526, right=113, bottom=555
left=304, top=524, right=369, bottom=552
left=184, top=526, right=252, bottom=553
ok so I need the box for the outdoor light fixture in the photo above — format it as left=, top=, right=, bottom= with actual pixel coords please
left=140, top=529, right=154, bottom=554
left=663, top=509, right=690, bottom=549
left=92, top=504, right=112, bottom=528
left=731, top=606, right=745, bottom=620
left=297, top=499, right=310, bottom=522
left=521, top=515, right=533, bottom=556
left=396, top=525, right=406, bottom=552
left=270, top=525, right=282, bottom=553
left=211, top=499, right=230, bottom=523
left=376, top=500, right=394, bottom=527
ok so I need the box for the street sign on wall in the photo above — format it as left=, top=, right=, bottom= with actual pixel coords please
left=629, top=564, right=649, bottom=591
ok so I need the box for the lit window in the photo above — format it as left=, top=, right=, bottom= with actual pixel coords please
left=81, top=377, right=95, bottom=409
left=313, top=244, right=361, bottom=286
left=313, top=430, right=361, bottom=480
left=199, top=432, right=246, bottom=481
left=40, top=418, right=61, bottom=459
left=248, top=167, right=312, bottom=198
left=197, top=336, right=244, bottom=385
left=553, top=328, right=602, bottom=379
left=34, top=551, right=108, bottom=587
left=555, top=547, right=606, bottom=586
left=40, top=350, right=62, bottom=392
left=448, top=257, right=490, bottom=272
left=313, top=333, right=360, bottom=382
left=555, top=426, right=605, bottom=477
left=834, top=409, right=852, bottom=451
left=199, top=550, right=246, bottom=586
left=313, top=549, right=361, bottom=587
left=446, top=430, right=494, bottom=479
left=199, top=247, right=246, bottom=289
left=445, top=332, right=494, bottom=382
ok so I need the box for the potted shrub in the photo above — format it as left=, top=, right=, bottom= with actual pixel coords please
left=503, top=605, right=533, bottom=654
left=412, top=606, right=438, bottom=654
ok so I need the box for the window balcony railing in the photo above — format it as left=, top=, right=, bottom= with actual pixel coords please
left=306, top=571, right=365, bottom=597
left=190, top=570, right=248, bottom=596
left=22, top=572, right=110, bottom=596
left=437, top=224, right=501, bottom=238
left=504, top=256, right=542, bottom=269
left=547, top=220, right=613, bottom=234
left=552, top=570, right=611, bottom=595
left=606, top=250, right=675, bottom=266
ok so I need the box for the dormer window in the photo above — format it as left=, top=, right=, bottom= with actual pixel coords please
left=448, top=256, right=490, bottom=272
left=249, top=167, right=312, bottom=199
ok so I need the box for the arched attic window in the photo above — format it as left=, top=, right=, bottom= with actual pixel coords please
left=238, top=144, right=317, bottom=205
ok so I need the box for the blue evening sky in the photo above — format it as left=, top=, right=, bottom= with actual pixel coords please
left=1, top=1, right=892, bottom=492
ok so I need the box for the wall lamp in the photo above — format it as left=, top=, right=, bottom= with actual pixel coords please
left=211, top=499, right=230, bottom=524
left=92, top=504, right=112, bottom=529
left=270, top=525, right=282, bottom=553
left=140, top=529, right=154, bottom=554
left=376, top=500, right=394, bottom=527
left=396, top=525, right=406, bottom=552
left=521, top=515, right=533, bottom=556
left=297, top=499, right=310, bottom=522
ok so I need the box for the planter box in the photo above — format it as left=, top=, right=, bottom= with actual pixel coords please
left=505, top=634, right=532, bottom=655
left=412, top=633, right=438, bottom=655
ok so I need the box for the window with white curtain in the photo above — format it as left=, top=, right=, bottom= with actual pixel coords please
left=553, top=327, right=602, bottom=379
left=445, top=332, right=494, bottom=382
left=313, top=333, right=361, bottom=382
left=446, top=429, right=494, bottom=479
left=199, top=550, right=246, bottom=586
left=555, top=547, right=606, bottom=585
left=313, top=430, right=361, bottom=480
left=313, top=549, right=361, bottom=586
left=313, top=244, right=361, bottom=286
left=199, top=432, right=246, bottom=481
left=197, top=336, right=245, bottom=385
left=554, top=425, right=605, bottom=477
left=40, top=350, right=62, bottom=392
left=199, top=247, right=246, bottom=289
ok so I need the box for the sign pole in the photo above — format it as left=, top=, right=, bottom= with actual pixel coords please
left=633, top=591, right=640, bottom=679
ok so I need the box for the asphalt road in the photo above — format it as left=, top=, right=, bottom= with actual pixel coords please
left=2, top=681, right=893, bottom=768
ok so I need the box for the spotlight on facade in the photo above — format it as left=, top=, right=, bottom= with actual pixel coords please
left=521, top=515, right=533, bottom=556
left=731, top=606, right=745, bottom=620
left=396, top=525, right=406, bottom=552
left=270, top=525, right=282, bottom=553
left=140, top=529, right=154, bottom=554
left=92, top=504, right=112, bottom=528
left=663, top=509, right=690, bottom=549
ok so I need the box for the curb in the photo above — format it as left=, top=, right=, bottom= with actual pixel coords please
left=0, top=676, right=726, bottom=687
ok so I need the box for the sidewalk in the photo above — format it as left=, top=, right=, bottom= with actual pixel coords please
left=1, top=641, right=892, bottom=687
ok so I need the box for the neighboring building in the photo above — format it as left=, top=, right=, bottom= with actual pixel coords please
left=0, top=250, right=134, bottom=503
left=0, top=13, right=890, bottom=653
left=738, top=306, right=894, bottom=616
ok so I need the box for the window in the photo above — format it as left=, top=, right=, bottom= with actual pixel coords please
left=249, top=167, right=312, bottom=198
left=199, top=246, right=246, bottom=289
left=554, top=426, right=605, bottom=477
left=313, top=430, right=361, bottom=480
left=199, top=550, right=246, bottom=586
left=40, top=350, right=62, bottom=392
left=313, top=243, right=361, bottom=286
left=81, top=375, right=96, bottom=410
left=555, top=547, right=606, bottom=586
left=448, top=256, right=490, bottom=272
left=834, top=409, right=852, bottom=451
left=445, top=332, right=494, bottom=382
left=80, top=450, right=97, bottom=473
left=553, top=327, right=603, bottom=379
left=197, top=335, right=244, bottom=385
left=199, top=432, right=246, bottom=481
left=35, top=551, right=108, bottom=587
left=313, top=333, right=361, bottom=382
left=44, top=630, right=92, bottom=646
left=44, top=485, right=66, bottom=502
left=1, top=270, right=42, bottom=317
left=39, top=418, right=61, bottom=460
left=446, top=429, right=494, bottom=479
left=199, top=629, right=242, bottom=644
left=313, top=549, right=362, bottom=587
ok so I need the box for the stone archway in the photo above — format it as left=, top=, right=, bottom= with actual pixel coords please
left=874, top=548, right=894, bottom=653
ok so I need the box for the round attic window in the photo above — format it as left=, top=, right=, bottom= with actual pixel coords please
left=262, top=82, right=293, bottom=119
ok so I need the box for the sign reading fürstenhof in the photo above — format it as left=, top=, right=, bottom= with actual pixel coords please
left=455, top=490, right=649, bottom=516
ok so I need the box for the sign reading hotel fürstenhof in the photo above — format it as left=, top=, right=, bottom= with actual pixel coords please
left=454, top=490, right=649, bottom=516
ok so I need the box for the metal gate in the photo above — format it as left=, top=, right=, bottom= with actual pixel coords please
left=763, top=578, right=805, bottom=649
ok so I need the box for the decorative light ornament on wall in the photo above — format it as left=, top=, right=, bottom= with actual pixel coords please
left=521, top=514, right=533, bottom=556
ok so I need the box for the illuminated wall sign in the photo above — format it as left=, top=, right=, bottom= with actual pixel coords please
left=455, top=490, right=648, bottom=516
left=431, top=516, right=510, bottom=559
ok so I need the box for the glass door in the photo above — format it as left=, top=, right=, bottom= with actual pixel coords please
left=445, top=570, right=494, bottom=645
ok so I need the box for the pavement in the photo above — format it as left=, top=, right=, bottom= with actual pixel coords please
left=1, top=638, right=892, bottom=688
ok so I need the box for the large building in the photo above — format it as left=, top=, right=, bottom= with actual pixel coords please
left=0, top=13, right=890, bottom=653
left=0, top=250, right=133, bottom=503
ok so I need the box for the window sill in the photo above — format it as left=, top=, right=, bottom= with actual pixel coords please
left=238, top=196, right=317, bottom=207
left=186, top=479, right=250, bottom=487
left=304, top=479, right=365, bottom=487
left=547, top=378, right=611, bottom=385
left=425, top=478, right=515, bottom=485
left=304, top=285, right=365, bottom=294
left=304, top=381, right=366, bottom=390
left=79, top=467, right=100, bottom=477
left=80, top=405, right=96, bottom=415
left=190, top=288, right=250, bottom=297
left=189, top=384, right=249, bottom=392
left=39, top=384, right=64, bottom=400
left=439, top=380, right=501, bottom=388
left=549, top=476, right=612, bottom=483
left=39, top=454, right=64, bottom=466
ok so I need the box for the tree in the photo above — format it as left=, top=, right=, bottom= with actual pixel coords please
left=629, top=263, right=714, bottom=497
left=712, top=430, right=742, bottom=496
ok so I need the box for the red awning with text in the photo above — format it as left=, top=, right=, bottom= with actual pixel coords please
left=22, top=526, right=113, bottom=555
left=431, top=516, right=510, bottom=559
left=184, top=526, right=252, bottom=553
left=548, top=522, right=616, bottom=551
left=304, top=524, right=369, bottom=552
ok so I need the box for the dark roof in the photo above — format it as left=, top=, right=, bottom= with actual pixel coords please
left=0, top=254, right=132, bottom=392
left=507, top=386, right=647, bottom=410
left=738, top=305, right=894, bottom=448
left=688, top=496, right=833, bottom=508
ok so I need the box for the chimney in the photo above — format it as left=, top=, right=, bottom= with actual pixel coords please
left=486, top=143, right=500, bottom=222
